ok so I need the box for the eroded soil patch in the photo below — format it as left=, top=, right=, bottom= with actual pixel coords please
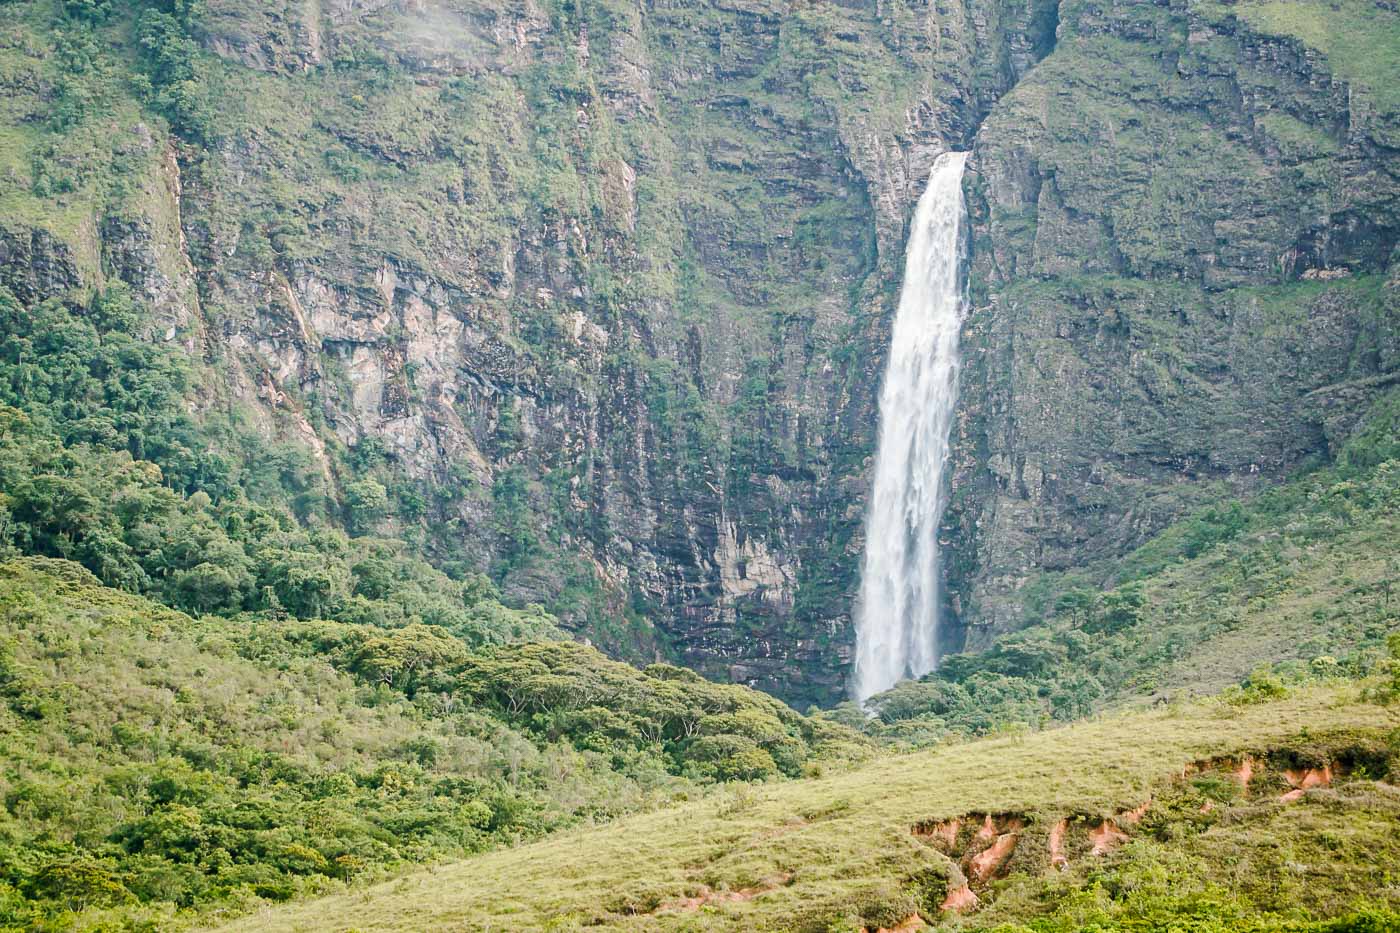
left=907, top=740, right=1389, bottom=916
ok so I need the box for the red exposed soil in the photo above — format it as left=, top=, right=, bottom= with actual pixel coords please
left=913, top=812, right=1026, bottom=913
left=1187, top=754, right=1257, bottom=783
left=1117, top=799, right=1152, bottom=825
left=907, top=751, right=1359, bottom=920
left=913, top=817, right=961, bottom=850
left=912, top=813, right=1022, bottom=855
left=1082, top=801, right=1150, bottom=857
left=1279, top=764, right=1337, bottom=802
left=1284, top=764, right=1335, bottom=789
left=968, top=831, right=1019, bottom=883
left=940, top=883, right=979, bottom=912
left=1088, top=819, right=1130, bottom=856
left=1184, top=754, right=1343, bottom=804
left=1048, top=818, right=1068, bottom=870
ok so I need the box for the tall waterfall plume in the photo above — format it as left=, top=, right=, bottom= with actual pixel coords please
left=852, top=150, right=970, bottom=704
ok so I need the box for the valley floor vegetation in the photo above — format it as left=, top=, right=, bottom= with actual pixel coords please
left=0, top=285, right=865, bottom=929
left=0, top=558, right=866, bottom=931
left=210, top=680, right=1400, bottom=932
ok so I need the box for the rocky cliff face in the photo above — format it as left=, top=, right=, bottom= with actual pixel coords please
left=1, top=0, right=1395, bottom=706
left=948, top=0, right=1399, bottom=648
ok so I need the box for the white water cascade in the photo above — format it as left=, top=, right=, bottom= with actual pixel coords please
left=852, top=150, right=970, bottom=704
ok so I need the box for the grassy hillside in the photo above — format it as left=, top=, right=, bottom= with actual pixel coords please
left=210, top=681, right=1400, bottom=932
left=1226, top=0, right=1400, bottom=111
left=0, top=559, right=865, bottom=932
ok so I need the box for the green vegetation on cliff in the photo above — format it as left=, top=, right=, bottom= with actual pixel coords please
left=0, top=0, right=1396, bottom=929
left=953, top=0, right=1400, bottom=667
left=1226, top=0, right=1400, bottom=111
left=0, top=282, right=559, bottom=643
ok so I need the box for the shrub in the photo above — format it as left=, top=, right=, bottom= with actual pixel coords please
left=1231, top=667, right=1289, bottom=706
left=25, top=861, right=133, bottom=912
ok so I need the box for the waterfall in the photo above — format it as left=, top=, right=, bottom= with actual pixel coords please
left=852, top=150, right=970, bottom=705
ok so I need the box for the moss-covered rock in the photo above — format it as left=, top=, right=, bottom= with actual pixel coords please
left=949, top=0, right=1399, bottom=647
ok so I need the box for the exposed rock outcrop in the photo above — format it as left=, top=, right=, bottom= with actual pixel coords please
left=947, top=0, right=1400, bottom=646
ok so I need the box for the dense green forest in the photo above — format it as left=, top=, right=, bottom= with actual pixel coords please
left=0, top=284, right=559, bottom=643
left=0, top=558, right=866, bottom=930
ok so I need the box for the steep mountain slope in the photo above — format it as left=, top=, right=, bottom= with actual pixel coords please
left=948, top=0, right=1399, bottom=647
left=851, top=385, right=1400, bottom=739
left=212, top=682, right=1400, bottom=931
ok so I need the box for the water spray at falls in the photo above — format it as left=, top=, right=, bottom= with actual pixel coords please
left=852, top=150, right=970, bottom=704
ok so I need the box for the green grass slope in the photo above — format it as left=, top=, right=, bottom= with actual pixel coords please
left=211, top=683, right=1400, bottom=932
left=0, top=559, right=864, bottom=932
left=1224, top=0, right=1400, bottom=112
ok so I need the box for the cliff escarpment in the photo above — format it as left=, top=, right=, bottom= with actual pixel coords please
left=948, top=0, right=1399, bottom=648
left=0, top=0, right=1395, bottom=705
